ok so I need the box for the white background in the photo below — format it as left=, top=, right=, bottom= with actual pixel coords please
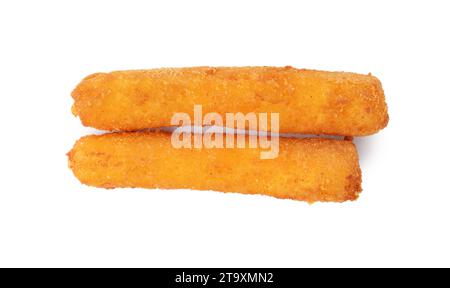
left=0, top=0, right=449, bottom=268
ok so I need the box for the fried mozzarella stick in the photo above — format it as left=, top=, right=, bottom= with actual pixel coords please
left=72, top=67, right=388, bottom=136
left=68, top=132, right=362, bottom=203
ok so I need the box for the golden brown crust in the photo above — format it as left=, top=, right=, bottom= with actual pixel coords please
left=71, top=66, right=388, bottom=135
left=68, top=132, right=362, bottom=203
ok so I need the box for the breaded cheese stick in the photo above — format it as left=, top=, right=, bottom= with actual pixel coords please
left=67, top=132, right=362, bottom=203
left=71, top=66, right=388, bottom=136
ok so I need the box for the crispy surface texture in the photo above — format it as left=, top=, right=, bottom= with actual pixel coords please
left=68, top=132, right=362, bottom=203
left=72, top=66, right=388, bottom=135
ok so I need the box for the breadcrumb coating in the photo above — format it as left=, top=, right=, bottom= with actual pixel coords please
left=68, top=132, right=362, bottom=203
left=72, top=66, right=388, bottom=136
